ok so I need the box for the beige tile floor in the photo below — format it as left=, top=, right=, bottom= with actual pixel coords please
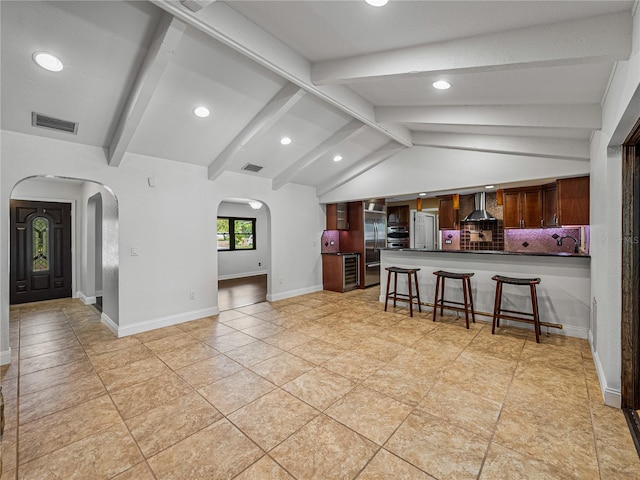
left=2, top=288, right=640, bottom=479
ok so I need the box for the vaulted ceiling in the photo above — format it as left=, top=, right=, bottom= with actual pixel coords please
left=1, top=1, right=634, bottom=199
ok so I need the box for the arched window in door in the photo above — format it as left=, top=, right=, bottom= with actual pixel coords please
left=32, top=216, right=51, bottom=272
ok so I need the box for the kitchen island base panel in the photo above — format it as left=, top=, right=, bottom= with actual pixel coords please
left=380, top=250, right=590, bottom=339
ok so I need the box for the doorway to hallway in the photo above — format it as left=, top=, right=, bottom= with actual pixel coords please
left=218, top=274, right=267, bottom=311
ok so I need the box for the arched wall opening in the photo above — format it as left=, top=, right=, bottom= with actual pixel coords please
left=9, top=176, right=119, bottom=325
left=216, top=197, right=272, bottom=309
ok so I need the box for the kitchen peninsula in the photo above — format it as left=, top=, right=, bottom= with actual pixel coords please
left=380, top=248, right=590, bottom=339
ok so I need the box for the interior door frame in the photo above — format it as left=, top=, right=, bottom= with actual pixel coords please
left=10, top=195, right=76, bottom=301
left=621, top=116, right=640, bottom=453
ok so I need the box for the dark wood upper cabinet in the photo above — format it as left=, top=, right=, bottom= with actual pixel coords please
left=557, top=176, right=590, bottom=225
left=502, top=190, right=522, bottom=228
left=438, top=196, right=458, bottom=229
left=503, top=187, right=543, bottom=228
left=542, top=183, right=558, bottom=227
left=326, top=202, right=349, bottom=230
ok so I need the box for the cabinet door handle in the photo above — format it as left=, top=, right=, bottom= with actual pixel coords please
left=541, top=219, right=544, bottom=227
left=553, top=213, right=558, bottom=225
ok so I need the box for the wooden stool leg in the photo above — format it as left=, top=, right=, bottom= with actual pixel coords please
left=384, top=269, right=392, bottom=312
left=414, top=271, right=422, bottom=313
left=492, top=280, right=502, bottom=334
left=393, top=272, right=398, bottom=308
left=440, top=277, right=446, bottom=316
left=407, top=272, right=414, bottom=317
left=432, top=275, right=440, bottom=322
left=462, top=278, right=470, bottom=329
left=466, top=277, right=476, bottom=324
left=531, top=283, right=540, bottom=343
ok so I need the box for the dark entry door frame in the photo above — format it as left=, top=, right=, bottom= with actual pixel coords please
left=10, top=199, right=73, bottom=304
left=621, top=116, right=640, bottom=454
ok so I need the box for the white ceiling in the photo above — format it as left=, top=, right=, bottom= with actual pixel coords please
left=1, top=0, right=635, bottom=199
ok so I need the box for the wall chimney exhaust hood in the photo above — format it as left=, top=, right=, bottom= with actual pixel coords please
left=462, top=192, right=496, bottom=222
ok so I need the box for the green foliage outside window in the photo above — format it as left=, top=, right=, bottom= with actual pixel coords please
left=217, top=217, right=255, bottom=251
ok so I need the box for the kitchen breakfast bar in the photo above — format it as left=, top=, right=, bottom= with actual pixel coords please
left=380, top=249, right=591, bottom=339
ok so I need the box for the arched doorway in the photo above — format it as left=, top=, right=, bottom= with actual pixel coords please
left=216, top=198, right=271, bottom=310
left=9, top=176, right=119, bottom=324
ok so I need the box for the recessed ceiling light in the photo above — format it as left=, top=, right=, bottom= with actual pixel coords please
left=365, top=0, right=388, bottom=6
left=485, top=185, right=495, bottom=189
left=32, top=52, right=63, bottom=72
left=280, top=137, right=292, bottom=145
left=333, top=155, right=343, bottom=162
left=432, top=80, right=451, bottom=90
left=193, top=106, right=210, bottom=118
left=419, top=192, right=426, bottom=196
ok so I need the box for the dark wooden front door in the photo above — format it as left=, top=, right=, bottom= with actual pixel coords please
left=10, top=200, right=72, bottom=304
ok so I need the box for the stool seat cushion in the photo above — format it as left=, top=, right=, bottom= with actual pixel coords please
left=386, top=266, right=420, bottom=274
left=492, top=275, right=541, bottom=285
left=433, top=270, right=474, bottom=279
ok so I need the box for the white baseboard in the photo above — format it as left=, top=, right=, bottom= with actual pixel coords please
left=218, top=270, right=268, bottom=281
left=101, top=312, right=118, bottom=336
left=267, top=284, right=323, bottom=302
left=77, top=292, right=97, bottom=305
left=0, top=347, right=11, bottom=366
left=588, top=338, right=621, bottom=408
left=115, top=306, right=220, bottom=338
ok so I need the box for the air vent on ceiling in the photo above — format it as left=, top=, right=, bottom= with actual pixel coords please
left=32, top=112, right=78, bottom=134
left=242, top=163, right=264, bottom=173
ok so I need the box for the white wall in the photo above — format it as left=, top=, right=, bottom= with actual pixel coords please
left=1, top=131, right=324, bottom=363
left=589, top=5, right=640, bottom=407
left=217, top=201, right=269, bottom=280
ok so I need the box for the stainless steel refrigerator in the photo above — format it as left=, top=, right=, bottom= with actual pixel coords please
left=363, top=207, right=386, bottom=287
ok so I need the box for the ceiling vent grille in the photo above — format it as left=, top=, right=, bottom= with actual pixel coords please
left=242, top=163, right=264, bottom=173
left=32, top=112, right=78, bottom=134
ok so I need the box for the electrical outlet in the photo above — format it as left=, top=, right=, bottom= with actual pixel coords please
left=189, top=290, right=195, bottom=300
left=279, top=277, right=284, bottom=285
left=258, top=262, right=261, bottom=267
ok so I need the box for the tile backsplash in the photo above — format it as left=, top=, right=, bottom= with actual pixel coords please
left=441, top=225, right=590, bottom=254
left=504, top=226, right=590, bottom=254
left=460, top=220, right=504, bottom=251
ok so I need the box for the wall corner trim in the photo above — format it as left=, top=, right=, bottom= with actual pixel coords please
left=77, top=292, right=97, bottom=305
left=115, top=306, right=220, bottom=338
left=101, top=312, right=119, bottom=336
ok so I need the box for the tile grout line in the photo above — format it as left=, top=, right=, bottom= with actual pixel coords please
left=472, top=334, right=527, bottom=480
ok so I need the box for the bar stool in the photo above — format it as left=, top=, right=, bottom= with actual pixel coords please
left=432, top=270, right=476, bottom=329
left=491, top=275, right=542, bottom=343
left=384, top=267, right=421, bottom=317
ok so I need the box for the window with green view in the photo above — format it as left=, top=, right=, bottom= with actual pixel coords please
left=217, top=217, right=256, bottom=251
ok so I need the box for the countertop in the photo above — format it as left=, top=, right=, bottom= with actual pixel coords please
left=321, top=252, right=360, bottom=256
left=382, top=248, right=590, bottom=258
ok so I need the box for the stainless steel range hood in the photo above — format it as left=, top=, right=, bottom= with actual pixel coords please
left=462, top=192, right=496, bottom=222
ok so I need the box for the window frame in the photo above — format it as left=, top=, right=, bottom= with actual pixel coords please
left=217, top=216, right=256, bottom=251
